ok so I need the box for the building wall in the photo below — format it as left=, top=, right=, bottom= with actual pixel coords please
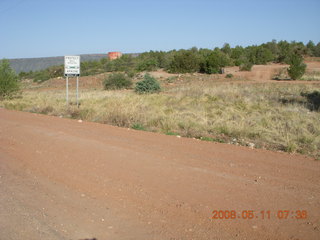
left=108, top=52, right=122, bottom=60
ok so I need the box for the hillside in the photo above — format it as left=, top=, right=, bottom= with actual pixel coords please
left=8, top=54, right=108, bottom=73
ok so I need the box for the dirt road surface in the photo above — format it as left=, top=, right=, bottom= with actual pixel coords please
left=0, top=109, right=319, bottom=240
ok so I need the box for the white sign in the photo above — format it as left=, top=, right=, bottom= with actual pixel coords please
left=64, top=56, right=80, bottom=76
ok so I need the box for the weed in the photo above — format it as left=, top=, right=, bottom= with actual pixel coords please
left=132, top=123, right=146, bottom=131
left=166, top=131, right=179, bottom=136
left=165, top=76, right=178, bottom=83
left=301, top=71, right=320, bottom=81
left=200, top=136, right=225, bottom=143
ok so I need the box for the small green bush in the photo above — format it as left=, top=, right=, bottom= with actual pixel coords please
left=135, top=73, right=161, bottom=94
left=0, top=59, right=20, bottom=99
left=103, top=73, right=132, bottom=90
left=287, top=54, right=306, bottom=80
left=225, top=73, right=233, bottom=78
left=166, top=131, right=179, bottom=136
left=131, top=123, right=146, bottom=131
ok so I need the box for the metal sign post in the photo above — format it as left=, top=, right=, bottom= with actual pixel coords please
left=64, top=56, right=80, bottom=107
left=76, top=76, right=79, bottom=107
left=66, top=76, right=69, bottom=106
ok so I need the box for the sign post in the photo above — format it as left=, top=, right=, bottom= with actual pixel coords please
left=66, top=76, right=69, bottom=106
left=76, top=76, right=79, bottom=107
left=64, top=56, right=80, bottom=107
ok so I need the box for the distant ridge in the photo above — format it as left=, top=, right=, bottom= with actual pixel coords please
left=8, top=54, right=108, bottom=73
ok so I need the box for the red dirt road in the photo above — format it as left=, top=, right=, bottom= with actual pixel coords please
left=0, top=109, right=319, bottom=240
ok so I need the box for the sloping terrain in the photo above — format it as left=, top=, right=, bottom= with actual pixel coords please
left=9, top=54, right=108, bottom=73
left=0, top=109, right=319, bottom=240
left=24, top=60, right=320, bottom=91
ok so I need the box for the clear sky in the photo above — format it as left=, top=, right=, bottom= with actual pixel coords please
left=1, top=0, right=319, bottom=59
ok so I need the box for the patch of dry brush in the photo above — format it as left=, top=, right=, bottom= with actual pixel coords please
left=1, top=82, right=320, bottom=159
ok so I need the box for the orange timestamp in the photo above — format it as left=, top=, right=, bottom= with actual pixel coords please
left=212, top=210, right=308, bottom=220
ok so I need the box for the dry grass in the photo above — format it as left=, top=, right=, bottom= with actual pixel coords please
left=301, top=71, right=320, bottom=81
left=1, top=82, right=320, bottom=159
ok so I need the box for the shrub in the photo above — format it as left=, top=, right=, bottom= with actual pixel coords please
left=105, top=55, right=136, bottom=72
left=103, top=73, right=132, bottom=90
left=131, top=123, right=146, bottom=131
left=135, top=58, right=158, bottom=72
left=125, top=70, right=137, bottom=78
left=200, top=50, right=231, bottom=74
left=239, top=61, right=253, bottom=71
left=167, top=50, right=200, bottom=73
left=33, top=70, right=51, bottom=82
left=287, top=54, right=306, bottom=80
left=225, top=73, right=233, bottom=78
left=301, top=91, right=320, bottom=111
left=231, top=46, right=245, bottom=66
left=314, top=42, right=320, bottom=57
left=245, top=45, right=274, bottom=65
left=19, top=65, right=64, bottom=82
left=0, top=59, right=20, bottom=99
left=135, top=73, right=161, bottom=94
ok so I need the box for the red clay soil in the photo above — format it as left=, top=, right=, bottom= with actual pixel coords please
left=0, top=109, right=319, bottom=240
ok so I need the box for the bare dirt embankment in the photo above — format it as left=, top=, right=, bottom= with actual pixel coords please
left=1, top=109, right=319, bottom=240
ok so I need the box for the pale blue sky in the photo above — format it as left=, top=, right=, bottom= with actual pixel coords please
left=1, top=0, right=319, bottom=59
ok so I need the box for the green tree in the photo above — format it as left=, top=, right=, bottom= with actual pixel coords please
left=80, top=60, right=102, bottom=76
left=306, top=40, right=316, bottom=56
left=167, top=50, right=201, bottom=73
left=231, top=46, right=245, bottom=66
left=277, top=40, right=292, bottom=63
left=263, top=40, right=279, bottom=59
left=245, top=46, right=274, bottom=65
left=313, top=42, right=320, bottom=57
left=0, top=59, right=20, bottom=99
left=291, top=41, right=308, bottom=56
left=105, top=55, right=135, bottom=72
left=136, top=58, right=158, bottom=72
left=287, top=54, right=306, bottom=80
left=200, top=49, right=231, bottom=74
left=221, top=43, right=232, bottom=56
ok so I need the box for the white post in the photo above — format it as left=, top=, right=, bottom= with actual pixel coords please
left=76, top=76, right=79, bottom=108
left=66, top=76, right=69, bottom=106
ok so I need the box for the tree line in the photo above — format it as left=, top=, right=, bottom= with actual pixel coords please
left=12, top=40, right=320, bottom=82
